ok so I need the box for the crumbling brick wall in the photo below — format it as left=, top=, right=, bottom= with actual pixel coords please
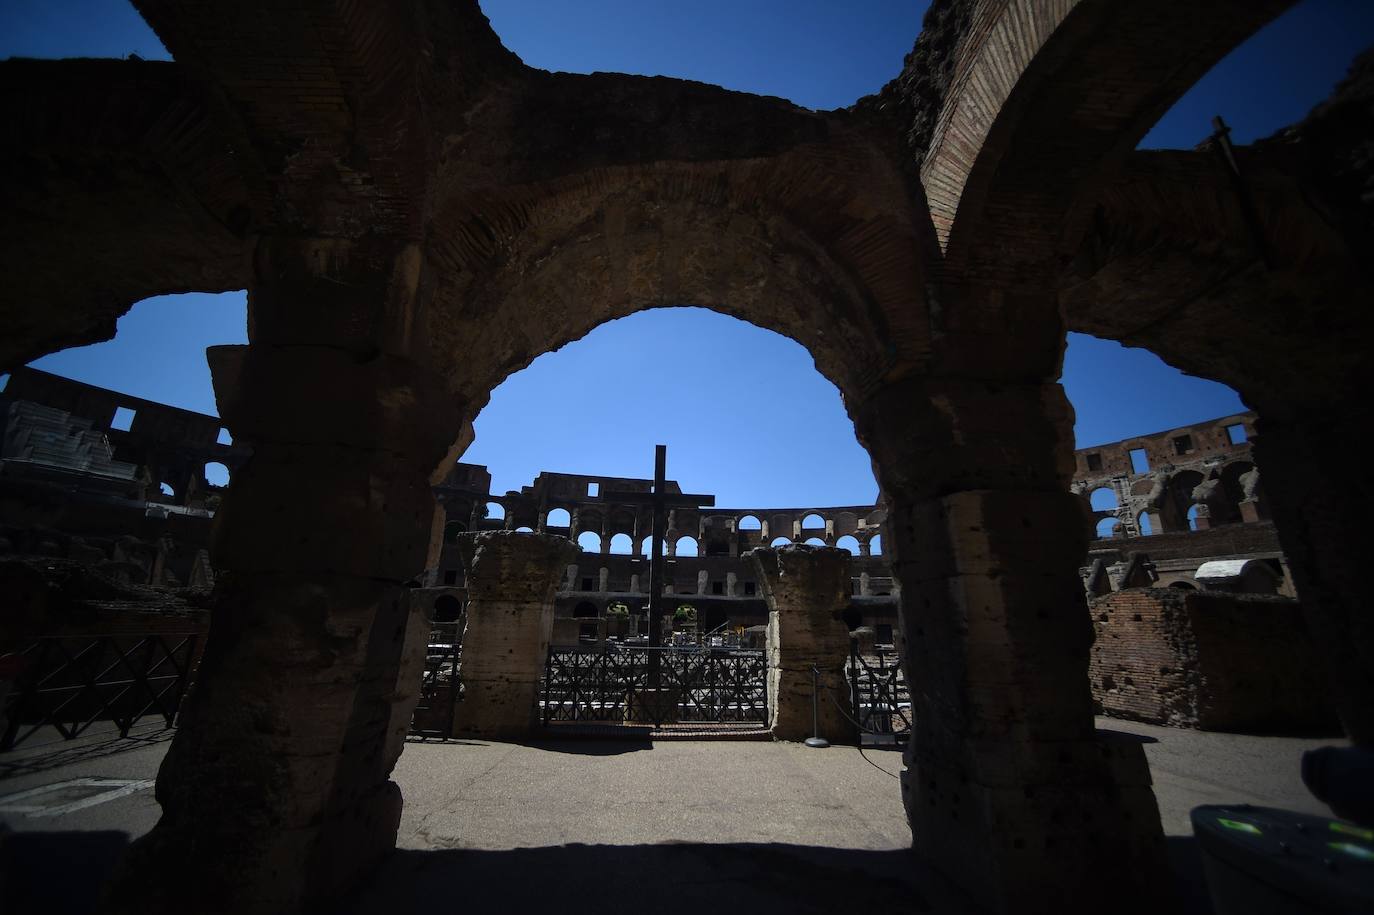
left=1089, top=588, right=1337, bottom=733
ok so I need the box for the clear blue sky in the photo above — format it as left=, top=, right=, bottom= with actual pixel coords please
left=7, top=1, right=1372, bottom=506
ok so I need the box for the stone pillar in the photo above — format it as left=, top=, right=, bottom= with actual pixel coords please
left=1254, top=408, right=1374, bottom=744
left=860, top=571, right=871, bottom=596
left=630, top=572, right=640, bottom=593
left=852, top=374, right=1168, bottom=913
left=748, top=544, right=857, bottom=744
left=536, top=510, right=548, bottom=532
left=104, top=334, right=466, bottom=914
left=450, top=531, right=577, bottom=739
left=726, top=571, right=737, bottom=596
left=599, top=566, right=609, bottom=592
left=697, top=569, right=709, bottom=594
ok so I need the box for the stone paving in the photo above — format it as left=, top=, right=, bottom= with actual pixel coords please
left=0, top=718, right=1344, bottom=914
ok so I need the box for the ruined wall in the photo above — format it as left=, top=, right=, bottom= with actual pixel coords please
left=1090, top=588, right=1336, bottom=733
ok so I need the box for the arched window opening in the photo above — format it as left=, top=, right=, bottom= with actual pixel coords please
left=1186, top=504, right=1202, bottom=531
left=159, top=482, right=175, bottom=498
left=770, top=536, right=792, bottom=547
left=801, top=513, right=825, bottom=529
left=804, top=537, right=825, bottom=547
left=217, top=427, right=233, bottom=445
left=835, top=535, right=860, bottom=555
left=515, top=526, right=534, bottom=533
left=443, top=521, right=467, bottom=543
left=486, top=501, right=505, bottom=521
left=1089, top=487, right=1118, bottom=511
left=641, top=537, right=667, bottom=557
left=546, top=508, right=571, bottom=528
left=433, top=595, right=463, bottom=623
left=577, top=531, right=601, bottom=553
left=1168, top=580, right=1197, bottom=590
left=1137, top=513, right=1153, bottom=536
left=869, top=534, right=883, bottom=556
left=609, top=533, right=634, bottom=554
left=675, top=536, right=699, bottom=557
left=573, top=601, right=599, bottom=619
left=1096, top=518, right=1122, bottom=539
left=738, top=514, right=762, bottom=530
left=204, top=462, right=230, bottom=487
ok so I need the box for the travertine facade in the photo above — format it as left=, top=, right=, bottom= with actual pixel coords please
left=2, top=2, right=1369, bottom=912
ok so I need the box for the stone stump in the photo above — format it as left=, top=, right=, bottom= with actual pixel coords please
left=450, top=531, right=577, bottom=739
left=748, top=544, right=858, bottom=744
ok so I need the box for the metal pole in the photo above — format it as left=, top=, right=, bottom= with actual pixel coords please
left=805, top=665, right=829, bottom=749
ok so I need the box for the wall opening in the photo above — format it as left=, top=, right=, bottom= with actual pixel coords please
left=738, top=514, right=762, bottom=530
left=111, top=406, right=136, bottom=431
left=609, top=533, right=634, bottom=554
left=675, top=536, right=699, bottom=557
left=204, top=462, right=230, bottom=487
left=546, top=508, right=571, bottom=528
left=836, top=535, right=860, bottom=555
left=801, top=513, right=825, bottom=529
left=1096, top=517, right=1122, bottom=539
left=486, top=502, right=505, bottom=522
left=1128, top=448, right=1149, bottom=474
left=1089, top=487, right=1118, bottom=511
left=869, top=534, right=883, bottom=556
left=577, top=531, right=602, bottom=553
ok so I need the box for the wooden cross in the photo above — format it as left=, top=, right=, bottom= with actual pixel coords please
left=602, top=444, right=714, bottom=690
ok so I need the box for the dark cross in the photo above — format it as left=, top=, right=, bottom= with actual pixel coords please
left=602, top=444, right=714, bottom=690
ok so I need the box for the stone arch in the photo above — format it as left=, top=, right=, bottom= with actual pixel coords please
left=835, top=535, right=860, bottom=555
left=485, top=501, right=506, bottom=522
left=801, top=512, right=826, bottom=530
left=1088, top=487, right=1118, bottom=511
left=576, top=531, right=601, bottom=553
left=737, top=514, right=762, bottom=530
left=673, top=536, right=699, bottom=557
left=803, top=537, right=826, bottom=547
left=546, top=507, right=571, bottom=528
left=204, top=461, right=230, bottom=488
left=769, top=536, right=792, bottom=547
left=608, top=533, right=634, bottom=554
left=433, top=595, right=463, bottom=623
left=1096, top=517, right=1122, bottom=539
left=427, top=159, right=932, bottom=410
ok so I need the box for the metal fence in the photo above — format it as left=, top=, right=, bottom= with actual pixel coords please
left=1, top=633, right=201, bottom=751
left=847, top=639, right=911, bottom=740
left=541, top=645, right=768, bottom=727
left=408, top=621, right=463, bottom=738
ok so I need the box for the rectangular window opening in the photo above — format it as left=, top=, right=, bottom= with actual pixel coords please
left=111, top=406, right=136, bottom=432
left=743, top=581, right=756, bottom=596
left=711, top=581, right=724, bottom=595
left=581, top=577, right=594, bottom=591
left=1128, top=448, right=1150, bottom=474
left=587, top=482, right=599, bottom=497
left=1172, top=434, right=1193, bottom=456
left=876, top=624, right=894, bottom=645
left=443, top=570, right=458, bottom=586
left=1225, top=424, right=1248, bottom=445
left=1085, top=452, right=1102, bottom=472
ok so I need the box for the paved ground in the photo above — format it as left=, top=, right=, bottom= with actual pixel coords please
left=0, top=718, right=1345, bottom=913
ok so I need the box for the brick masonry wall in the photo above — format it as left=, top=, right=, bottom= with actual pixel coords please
left=1090, top=588, right=1338, bottom=733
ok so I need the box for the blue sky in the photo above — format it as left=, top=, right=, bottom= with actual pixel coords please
left=7, top=1, right=1373, bottom=506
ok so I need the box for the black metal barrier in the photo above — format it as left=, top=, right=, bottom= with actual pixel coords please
left=541, top=645, right=767, bottom=728
left=846, top=638, right=911, bottom=740
left=1, top=633, right=201, bottom=751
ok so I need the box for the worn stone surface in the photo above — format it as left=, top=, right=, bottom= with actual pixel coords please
left=748, top=545, right=857, bottom=744
left=450, top=531, right=577, bottom=739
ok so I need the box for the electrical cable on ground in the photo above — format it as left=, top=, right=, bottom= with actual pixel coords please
left=817, top=677, right=902, bottom=781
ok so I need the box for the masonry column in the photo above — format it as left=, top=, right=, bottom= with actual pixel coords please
left=104, top=335, right=465, bottom=914
left=748, top=544, right=857, bottom=743
left=852, top=372, right=1168, bottom=913
left=1253, top=405, right=1374, bottom=744
left=450, top=531, right=577, bottom=739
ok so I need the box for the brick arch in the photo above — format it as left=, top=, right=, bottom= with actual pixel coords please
left=428, top=156, right=931, bottom=407
left=924, top=0, right=1290, bottom=283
